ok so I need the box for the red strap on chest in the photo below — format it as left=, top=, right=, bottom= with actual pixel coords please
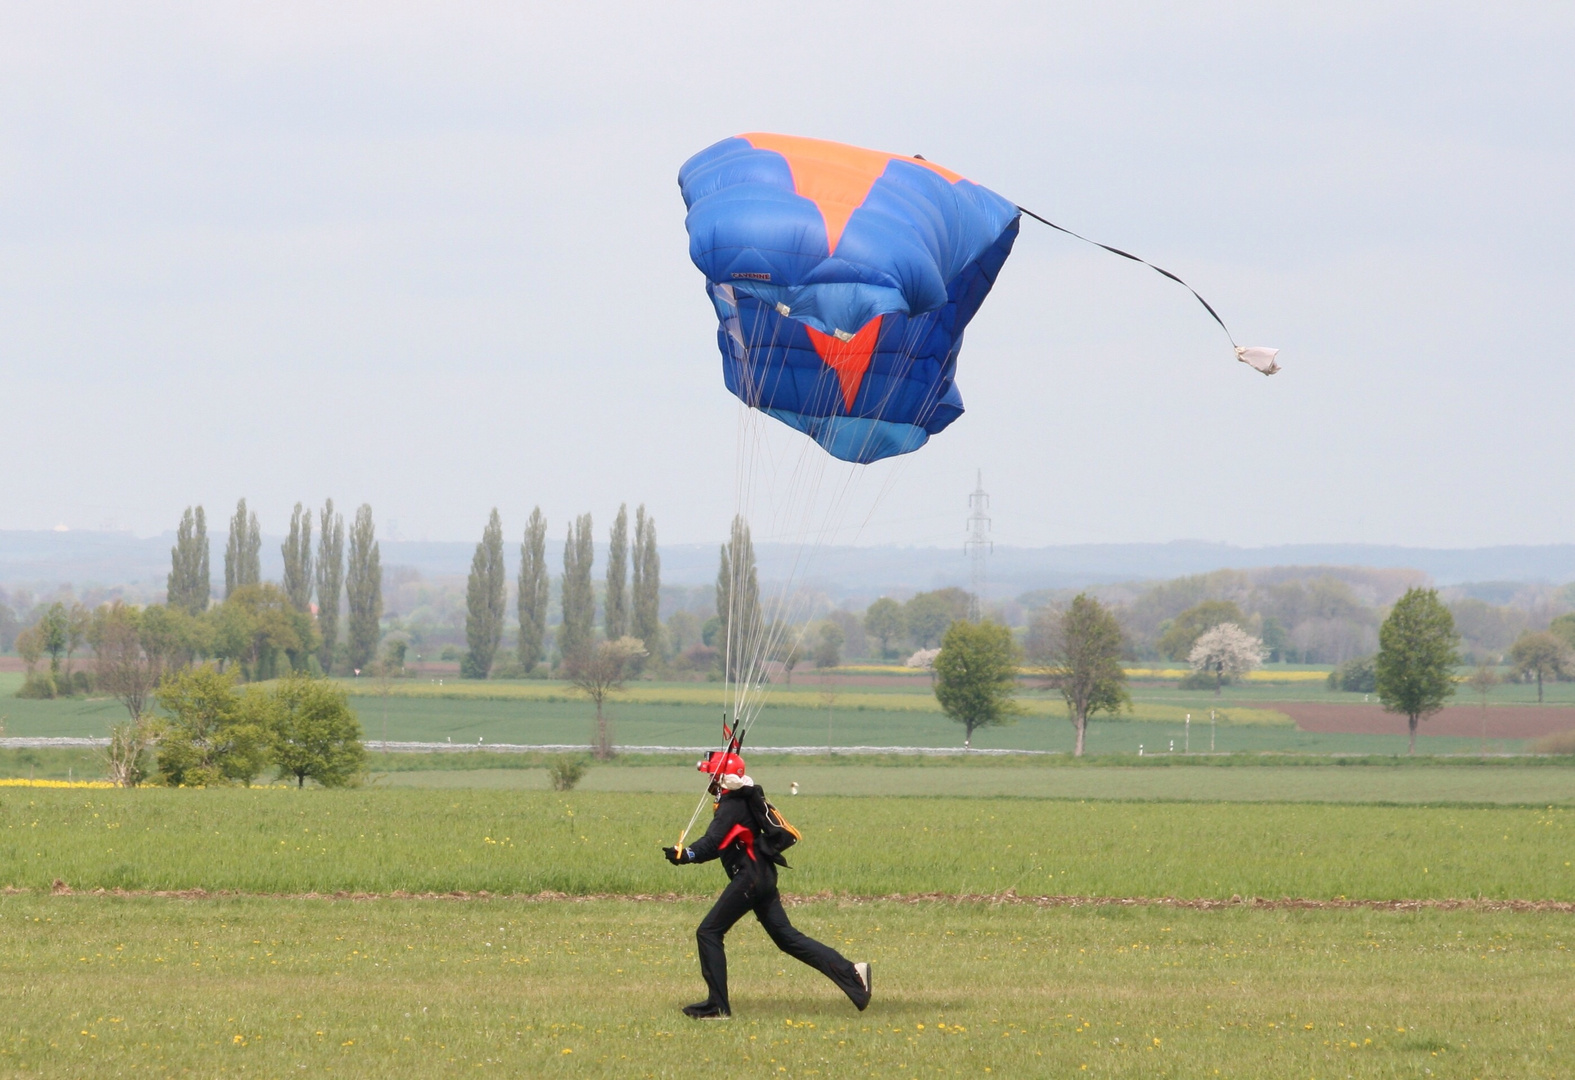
left=719, top=823, right=756, bottom=861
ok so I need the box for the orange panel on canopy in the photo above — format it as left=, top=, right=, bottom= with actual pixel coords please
left=742, top=133, right=965, bottom=255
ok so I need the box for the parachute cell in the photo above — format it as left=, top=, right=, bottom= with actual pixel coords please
left=680, top=134, right=1019, bottom=463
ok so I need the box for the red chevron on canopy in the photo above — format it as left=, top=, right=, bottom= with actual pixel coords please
left=805, top=317, right=883, bottom=412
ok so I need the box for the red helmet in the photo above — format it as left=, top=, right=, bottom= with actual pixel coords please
left=697, top=751, right=746, bottom=778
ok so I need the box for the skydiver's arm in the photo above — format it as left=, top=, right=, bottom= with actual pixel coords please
left=684, top=800, right=748, bottom=864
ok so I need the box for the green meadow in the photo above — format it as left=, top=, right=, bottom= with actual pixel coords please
left=3, top=894, right=1570, bottom=1079
left=5, top=789, right=1572, bottom=900
left=3, top=783, right=1572, bottom=1077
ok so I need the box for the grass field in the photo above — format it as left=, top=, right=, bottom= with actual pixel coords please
left=373, top=762, right=1575, bottom=804
left=5, top=789, right=1572, bottom=900
left=3, top=894, right=1570, bottom=1078
left=4, top=784, right=1573, bottom=1077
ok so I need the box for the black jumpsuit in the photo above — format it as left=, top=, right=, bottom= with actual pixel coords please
left=682, top=787, right=867, bottom=1014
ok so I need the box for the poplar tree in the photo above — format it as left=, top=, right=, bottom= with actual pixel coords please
left=167, top=506, right=210, bottom=616
left=716, top=515, right=760, bottom=682
left=517, top=507, right=550, bottom=673
left=281, top=503, right=314, bottom=613
left=345, top=504, right=382, bottom=673
left=463, top=509, right=506, bottom=679
left=558, top=513, right=595, bottom=663
left=631, top=505, right=662, bottom=656
left=605, top=504, right=629, bottom=640
left=314, top=499, right=345, bottom=674
left=224, top=498, right=261, bottom=598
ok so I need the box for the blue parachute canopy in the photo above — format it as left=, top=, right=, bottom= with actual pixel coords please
left=679, top=134, right=1019, bottom=463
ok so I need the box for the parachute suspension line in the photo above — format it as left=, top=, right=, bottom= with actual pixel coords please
left=675, top=785, right=713, bottom=850
left=721, top=309, right=942, bottom=752
left=724, top=318, right=867, bottom=749
left=719, top=273, right=993, bottom=758
left=1016, top=205, right=1241, bottom=348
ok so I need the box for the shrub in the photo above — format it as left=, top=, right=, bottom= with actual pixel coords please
left=1531, top=729, right=1575, bottom=755
left=16, top=673, right=57, bottom=699
left=1328, top=655, right=1378, bottom=693
left=154, top=665, right=269, bottom=786
left=547, top=755, right=590, bottom=791
left=1178, top=669, right=1228, bottom=690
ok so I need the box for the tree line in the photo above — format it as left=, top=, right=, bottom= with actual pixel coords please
left=460, top=503, right=663, bottom=679
left=930, top=586, right=1471, bottom=756
left=161, top=498, right=384, bottom=674
left=7, top=497, right=385, bottom=787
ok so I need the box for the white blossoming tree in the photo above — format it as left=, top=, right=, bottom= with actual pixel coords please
left=1188, top=622, right=1265, bottom=695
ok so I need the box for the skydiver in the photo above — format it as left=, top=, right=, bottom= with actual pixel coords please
left=663, top=751, right=871, bottom=1020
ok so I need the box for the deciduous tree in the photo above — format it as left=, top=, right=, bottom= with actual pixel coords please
left=315, top=499, right=345, bottom=674
left=282, top=502, right=314, bottom=613
left=863, top=597, right=904, bottom=659
left=1188, top=623, right=1265, bottom=694
left=153, top=665, right=268, bottom=786
left=517, top=507, right=550, bottom=672
left=565, top=636, right=646, bottom=759
left=14, top=624, right=42, bottom=676
left=39, top=602, right=68, bottom=674
left=167, top=506, right=210, bottom=616
left=209, top=584, right=315, bottom=681
left=463, top=509, right=506, bottom=679
left=224, top=498, right=261, bottom=598
left=1508, top=631, right=1572, bottom=704
left=1158, top=600, right=1246, bottom=661
left=345, top=504, right=382, bottom=672
left=933, top=620, right=1021, bottom=750
left=64, top=603, right=89, bottom=679
left=1550, top=613, right=1575, bottom=653
left=812, top=621, right=844, bottom=669
left=261, top=674, right=367, bottom=787
left=903, top=589, right=970, bottom=649
left=1028, top=595, right=1129, bottom=757
left=1466, top=662, right=1498, bottom=754
left=90, top=602, right=163, bottom=724
left=102, top=721, right=154, bottom=788
left=1375, top=588, right=1459, bottom=755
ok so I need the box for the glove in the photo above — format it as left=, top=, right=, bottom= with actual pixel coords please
left=663, top=846, right=687, bottom=865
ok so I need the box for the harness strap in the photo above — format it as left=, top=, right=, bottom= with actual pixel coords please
left=719, top=823, right=756, bottom=862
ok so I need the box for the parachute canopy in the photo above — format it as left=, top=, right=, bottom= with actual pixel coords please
left=680, top=134, right=1019, bottom=463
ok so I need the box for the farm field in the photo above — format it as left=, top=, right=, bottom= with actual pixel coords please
left=2, top=893, right=1570, bottom=1079
left=5, top=789, right=1572, bottom=900
left=2, top=675, right=1551, bottom=757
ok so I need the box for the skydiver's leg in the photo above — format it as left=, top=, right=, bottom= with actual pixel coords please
left=693, top=874, right=754, bottom=1014
left=752, top=886, right=869, bottom=1009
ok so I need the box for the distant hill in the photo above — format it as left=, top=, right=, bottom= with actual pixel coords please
left=3, top=530, right=1573, bottom=601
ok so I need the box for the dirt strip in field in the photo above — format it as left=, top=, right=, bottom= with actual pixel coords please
left=10, top=882, right=1573, bottom=913
left=1270, top=701, right=1575, bottom=739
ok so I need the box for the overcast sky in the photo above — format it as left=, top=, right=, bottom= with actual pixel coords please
left=2, top=3, right=1570, bottom=550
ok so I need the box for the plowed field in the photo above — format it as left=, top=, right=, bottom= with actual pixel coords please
left=1271, top=701, right=1575, bottom=738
